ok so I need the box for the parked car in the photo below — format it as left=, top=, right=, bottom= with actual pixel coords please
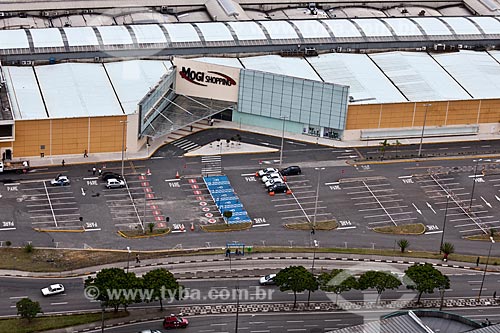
left=267, top=183, right=289, bottom=193
left=138, top=330, right=162, bottom=333
left=101, top=171, right=123, bottom=181
left=106, top=178, right=125, bottom=189
left=41, top=283, right=65, bottom=296
left=259, top=274, right=276, bottom=285
left=50, top=175, right=70, bottom=186
left=261, top=172, right=282, bottom=183
left=280, top=166, right=301, bottom=176
left=163, top=314, right=189, bottom=329
left=256, top=168, right=279, bottom=177
left=264, top=178, right=284, bottom=188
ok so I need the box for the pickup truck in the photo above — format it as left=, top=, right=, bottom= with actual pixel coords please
left=0, top=160, right=30, bottom=173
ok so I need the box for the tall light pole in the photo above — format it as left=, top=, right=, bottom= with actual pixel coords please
left=126, top=246, right=131, bottom=273
left=418, top=103, right=432, bottom=157
left=439, top=195, right=450, bottom=254
left=307, top=239, right=319, bottom=306
left=478, top=237, right=495, bottom=300
left=279, top=116, right=288, bottom=168
left=312, top=167, right=325, bottom=235
left=469, top=159, right=482, bottom=210
left=120, top=120, right=128, bottom=177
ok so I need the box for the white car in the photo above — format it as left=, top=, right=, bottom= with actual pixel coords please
left=41, top=283, right=65, bottom=296
left=106, top=178, right=125, bottom=189
left=256, top=168, right=279, bottom=177
left=259, top=274, right=276, bottom=285
left=261, top=172, right=282, bottom=183
left=265, top=177, right=284, bottom=188
left=50, top=175, right=70, bottom=186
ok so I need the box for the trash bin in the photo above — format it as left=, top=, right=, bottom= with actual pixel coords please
left=247, top=246, right=252, bottom=253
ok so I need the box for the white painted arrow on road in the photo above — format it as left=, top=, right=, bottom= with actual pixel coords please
left=481, top=196, right=492, bottom=208
left=412, top=203, right=422, bottom=215
left=81, top=188, right=86, bottom=196
left=426, top=202, right=436, bottom=214
left=496, top=195, right=500, bottom=202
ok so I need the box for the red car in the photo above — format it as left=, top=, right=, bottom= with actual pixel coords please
left=163, top=315, right=189, bottom=329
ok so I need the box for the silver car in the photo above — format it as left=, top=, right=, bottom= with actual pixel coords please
left=106, top=178, right=125, bottom=189
left=41, top=283, right=65, bottom=296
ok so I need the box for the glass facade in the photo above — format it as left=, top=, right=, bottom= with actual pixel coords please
left=237, top=69, right=349, bottom=136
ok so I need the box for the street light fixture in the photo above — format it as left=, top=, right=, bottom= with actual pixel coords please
left=120, top=120, right=128, bottom=178
left=279, top=116, right=288, bottom=168
left=307, top=239, right=319, bottom=306
left=478, top=236, right=495, bottom=301
left=469, top=159, right=482, bottom=210
left=126, top=246, right=131, bottom=273
left=418, top=103, right=432, bottom=157
left=439, top=195, right=450, bottom=254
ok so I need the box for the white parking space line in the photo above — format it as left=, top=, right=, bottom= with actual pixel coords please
left=274, top=201, right=323, bottom=207
left=277, top=207, right=326, bottom=213
left=359, top=206, right=408, bottom=212
left=365, top=212, right=412, bottom=218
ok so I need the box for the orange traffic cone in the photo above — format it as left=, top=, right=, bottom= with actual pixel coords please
left=146, top=168, right=151, bottom=176
left=190, top=223, right=195, bottom=231
left=269, top=191, right=275, bottom=196
left=176, top=171, right=180, bottom=179
left=286, top=189, right=292, bottom=195
left=180, top=223, right=185, bottom=232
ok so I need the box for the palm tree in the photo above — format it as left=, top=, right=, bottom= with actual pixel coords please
left=394, top=140, right=402, bottom=158
left=379, top=140, right=390, bottom=160
left=397, top=239, right=409, bottom=253
left=440, top=242, right=455, bottom=261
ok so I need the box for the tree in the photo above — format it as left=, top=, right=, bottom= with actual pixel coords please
left=379, top=140, right=390, bottom=160
left=318, top=269, right=357, bottom=305
left=274, top=266, right=318, bottom=308
left=440, top=242, right=455, bottom=261
left=394, top=139, right=402, bottom=158
left=397, top=239, right=410, bottom=253
left=142, top=268, right=181, bottom=311
left=16, top=298, right=42, bottom=321
left=405, top=263, right=450, bottom=303
left=357, top=271, right=402, bottom=303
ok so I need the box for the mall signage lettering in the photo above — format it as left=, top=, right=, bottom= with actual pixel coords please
left=180, top=67, right=236, bottom=87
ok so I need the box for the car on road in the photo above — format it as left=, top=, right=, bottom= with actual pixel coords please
left=261, top=172, right=281, bottom=183
left=101, top=171, right=124, bottom=181
left=280, top=166, right=301, bottom=176
left=264, top=177, right=284, bottom=188
left=267, top=183, right=289, bottom=193
left=50, top=175, right=70, bottom=186
left=106, top=178, right=125, bottom=189
left=163, top=314, right=189, bottom=329
left=41, top=283, right=65, bottom=296
left=256, top=168, right=279, bottom=177
left=259, top=274, right=276, bottom=285
left=138, top=330, right=162, bottom=333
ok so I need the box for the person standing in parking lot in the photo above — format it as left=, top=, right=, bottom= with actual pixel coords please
left=92, top=166, right=96, bottom=175
left=84, top=149, right=88, bottom=158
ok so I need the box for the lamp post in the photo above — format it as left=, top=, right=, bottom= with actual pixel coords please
left=120, top=120, right=128, bottom=177
left=439, top=195, right=450, bottom=254
left=312, top=167, right=325, bottom=235
left=418, top=103, right=432, bottom=157
left=478, top=237, right=495, bottom=300
left=100, top=301, right=105, bottom=333
left=126, top=246, right=131, bottom=273
left=279, top=116, right=288, bottom=168
left=469, top=159, right=482, bottom=210
left=307, top=239, right=319, bottom=306
left=439, top=287, right=445, bottom=311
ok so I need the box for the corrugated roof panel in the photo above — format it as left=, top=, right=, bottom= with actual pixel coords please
left=370, top=51, right=470, bottom=101
left=443, top=17, right=480, bottom=35
left=433, top=50, right=500, bottom=99
left=323, top=19, right=362, bottom=38
left=468, top=17, right=500, bottom=34
left=130, top=24, right=167, bottom=44
left=259, top=21, right=299, bottom=39
left=412, top=17, right=453, bottom=35
left=227, top=22, right=267, bottom=40
left=195, top=57, right=243, bottom=68
left=30, top=28, right=64, bottom=47
left=63, top=27, right=99, bottom=46
left=3, top=66, right=47, bottom=120
left=354, top=19, right=392, bottom=37
left=163, top=23, right=200, bottom=43
left=96, top=26, right=133, bottom=45
left=0, top=30, right=29, bottom=49
left=35, top=63, right=123, bottom=118
left=240, top=55, right=321, bottom=81
left=195, top=22, right=233, bottom=42
left=308, top=53, right=406, bottom=104
left=382, top=18, right=422, bottom=36
left=105, top=60, right=170, bottom=115
left=292, top=20, right=330, bottom=38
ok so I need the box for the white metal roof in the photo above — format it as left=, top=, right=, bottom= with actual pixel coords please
left=432, top=51, right=500, bottom=99
left=381, top=18, right=422, bottom=36
left=323, top=19, right=362, bottom=38
left=489, top=50, right=500, bottom=63
left=130, top=24, right=167, bottom=44
left=104, top=60, right=171, bottom=114
left=227, top=21, right=267, bottom=40
left=292, top=20, right=330, bottom=38
left=162, top=23, right=200, bottom=43
left=308, top=53, right=406, bottom=104
left=444, top=17, right=480, bottom=35
left=240, top=55, right=321, bottom=81
left=194, top=57, right=243, bottom=68
left=0, top=29, right=29, bottom=49
left=195, top=22, right=233, bottom=42
left=353, top=19, right=392, bottom=37
left=3, top=66, right=47, bottom=120
left=35, top=63, right=123, bottom=118
left=411, top=17, right=452, bottom=35
left=63, top=27, right=99, bottom=46
left=29, top=28, right=64, bottom=47
left=369, top=51, right=470, bottom=101
left=259, top=21, right=299, bottom=39
left=96, top=26, right=133, bottom=45
left=468, top=16, right=500, bottom=34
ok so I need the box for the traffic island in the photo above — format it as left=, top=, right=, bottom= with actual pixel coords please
left=117, top=228, right=170, bottom=239
left=466, top=234, right=499, bottom=242
left=373, top=223, right=426, bottom=235
left=284, top=220, right=337, bottom=231
left=200, top=222, right=252, bottom=232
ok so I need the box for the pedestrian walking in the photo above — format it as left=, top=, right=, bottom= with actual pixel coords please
left=494, top=291, right=497, bottom=299
left=190, top=125, right=193, bottom=132
left=92, top=166, right=96, bottom=175
left=210, top=119, right=214, bottom=126
left=476, top=257, right=480, bottom=266
left=98, top=169, right=102, bottom=176
left=83, top=149, right=88, bottom=158
left=135, top=254, right=140, bottom=263
left=61, top=160, right=65, bottom=167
